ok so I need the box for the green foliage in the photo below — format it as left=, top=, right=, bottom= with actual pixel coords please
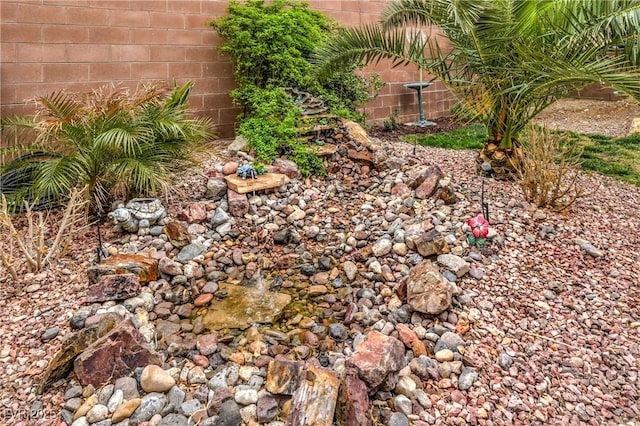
left=210, top=0, right=382, bottom=174
left=383, top=109, right=400, bottom=131
left=409, top=123, right=640, bottom=186
left=0, top=81, right=213, bottom=213
left=313, top=0, right=640, bottom=151
left=407, top=124, right=486, bottom=150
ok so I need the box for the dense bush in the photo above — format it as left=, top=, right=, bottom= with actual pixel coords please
left=209, top=0, right=381, bottom=174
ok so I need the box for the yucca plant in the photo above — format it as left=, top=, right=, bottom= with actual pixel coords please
left=312, top=0, right=640, bottom=176
left=0, top=81, right=213, bottom=213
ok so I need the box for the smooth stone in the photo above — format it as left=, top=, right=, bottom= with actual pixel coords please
left=435, top=349, right=454, bottom=362
left=140, top=365, right=176, bottom=393
left=458, top=367, right=478, bottom=390
left=111, top=398, right=141, bottom=423
left=107, top=389, right=124, bottom=413
left=235, top=389, right=258, bottom=405
left=85, top=404, right=110, bottom=423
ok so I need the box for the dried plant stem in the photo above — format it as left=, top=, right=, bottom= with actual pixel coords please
left=0, top=189, right=88, bottom=279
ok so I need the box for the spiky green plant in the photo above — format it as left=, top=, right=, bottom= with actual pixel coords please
left=312, top=0, right=640, bottom=173
left=1, top=81, right=213, bottom=213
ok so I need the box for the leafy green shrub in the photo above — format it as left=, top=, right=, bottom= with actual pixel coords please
left=209, top=0, right=381, bottom=174
left=0, top=81, right=213, bottom=213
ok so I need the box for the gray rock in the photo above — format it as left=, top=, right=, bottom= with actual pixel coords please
left=107, top=389, right=124, bottom=413
left=388, top=412, right=410, bottom=426
left=64, top=397, right=82, bottom=412
left=60, top=409, right=74, bottom=425
left=469, top=267, right=485, bottom=280
left=437, top=254, right=470, bottom=277
left=158, top=413, right=189, bottom=426
left=211, top=207, right=231, bottom=227
left=393, top=394, right=412, bottom=416
left=41, top=326, right=60, bottom=342
left=176, top=242, right=206, bottom=263
left=70, top=417, right=89, bottom=426
left=498, top=353, right=514, bottom=370
left=64, top=385, right=83, bottom=400
left=180, top=398, right=202, bottom=416
left=97, top=384, right=114, bottom=405
left=328, top=323, right=348, bottom=341
left=458, top=366, right=477, bottom=390
left=434, top=332, right=465, bottom=353
left=167, top=386, right=186, bottom=409
left=574, top=238, right=603, bottom=258
left=130, top=392, right=167, bottom=425
left=70, top=307, right=93, bottom=329
left=206, top=178, right=228, bottom=201
left=217, top=399, right=242, bottom=426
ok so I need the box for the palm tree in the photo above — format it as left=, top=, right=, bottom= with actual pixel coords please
left=312, top=0, right=640, bottom=175
left=1, top=81, right=213, bottom=213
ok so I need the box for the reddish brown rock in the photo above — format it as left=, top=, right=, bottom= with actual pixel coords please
left=347, top=149, right=374, bottom=164
left=286, top=364, right=340, bottom=426
left=86, top=273, right=140, bottom=303
left=227, top=189, right=249, bottom=217
left=405, top=260, right=452, bottom=315
left=266, top=359, right=303, bottom=396
left=391, top=183, right=411, bottom=197
left=348, top=331, right=406, bottom=389
left=87, top=254, right=158, bottom=285
left=396, top=324, right=427, bottom=356
left=222, top=161, right=239, bottom=175
left=163, top=219, right=191, bottom=248
left=407, top=229, right=450, bottom=257
left=178, top=202, right=208, bottom=224
left=196, top=333, right=218, bottom=356
left=414, top=166, right=443, bottom=199
left=336, top=368, right=372, bottom=426
left=194, top=293, right=213, bottom=307
left=74, top=319, right=162, bottom=388
left=269, top=158, right=301, bottom=179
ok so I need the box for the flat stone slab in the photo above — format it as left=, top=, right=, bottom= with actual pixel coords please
left=203, top=284, right=291, bottom=330
left=311, top=144, right=338, bottom=156
left=224, top=173, right=290, bottom=194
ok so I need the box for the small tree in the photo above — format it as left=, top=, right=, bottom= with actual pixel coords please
left=313, top=0, right=640, bottom=175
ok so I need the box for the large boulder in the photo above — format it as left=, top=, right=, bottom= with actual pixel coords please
left=404, top=260, right=452, bottom=315
left=74, top=319, right=163, bottom=388
left=347, top=331, right=406, bottom=389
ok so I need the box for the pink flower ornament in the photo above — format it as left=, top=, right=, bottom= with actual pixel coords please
left=467, top=214, right=489, bottom=243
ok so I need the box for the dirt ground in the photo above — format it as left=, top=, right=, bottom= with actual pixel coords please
left=533, top=98, right=640, bottom=137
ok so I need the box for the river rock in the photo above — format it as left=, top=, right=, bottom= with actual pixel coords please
left=141, top=365, right=176, bottom=393
left=130, top=392, right=167, bottom=425
left=437, top=254, right=470, bottom=277
left=205, top=178, right=228, bottom=200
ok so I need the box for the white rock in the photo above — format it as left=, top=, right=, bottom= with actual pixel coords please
left=235, top=389, right=258, bottom=405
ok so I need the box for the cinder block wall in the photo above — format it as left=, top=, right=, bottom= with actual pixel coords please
left=0, top=0, right=456, bottom=138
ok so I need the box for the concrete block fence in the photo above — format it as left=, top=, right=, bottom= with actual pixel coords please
left=0, top=1, right=456, bottom=138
